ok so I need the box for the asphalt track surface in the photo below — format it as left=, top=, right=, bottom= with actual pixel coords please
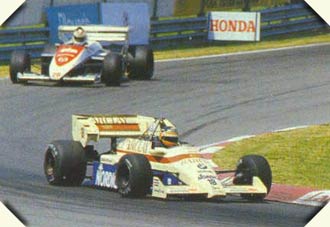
left=1, top=44, right=329, bottom=226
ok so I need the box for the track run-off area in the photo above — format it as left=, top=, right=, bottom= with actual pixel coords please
left=0, top=43, right=329, bottom=226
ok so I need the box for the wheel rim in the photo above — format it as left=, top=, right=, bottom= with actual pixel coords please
left=45, top=151, right=56, bottom=182
left=117, top=164, right=130, bottom=189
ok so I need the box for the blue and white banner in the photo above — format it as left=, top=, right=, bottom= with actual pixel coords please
left=47, top=3, right=150, bottom=45
left=47, top=4, right=101, bottom=43
left=100, top=3, right=150, bottom=45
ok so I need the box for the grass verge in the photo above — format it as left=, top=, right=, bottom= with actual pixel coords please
left=154, top=32, right=330, bottom=60
left=213, top=124, right=330, bottom=189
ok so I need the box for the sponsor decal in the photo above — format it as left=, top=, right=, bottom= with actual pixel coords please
left=55, top=45, right=84, bottom=66
left=168, top=188, right=190, bottom=194
left=197, top=163, right=208, bottom=169
left=208, top=11, right=260, bottom=41
left=93, top=163, right=117, bottom=189
left=181, top=158, right=208, bottom=165
left=97, top=124, right=140, bottom=131
left=210, top=19, right=256, bottom=32
left=93, top=116, right=141, bottom=132
left=93, top=117, right=128, bottom=125
left=57, top=12, right=92, bottom=26
left=198, top=174, right=216, bottom=180
left=153, top=188, right=165, bottom=194
left=153, top=178, right=160, bottom=186
left=198, top=174, right=218, bottom=185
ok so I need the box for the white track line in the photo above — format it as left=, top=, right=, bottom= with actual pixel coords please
left=200, top=125, right=312, bottom=150
left=156, top=42, right=330, bottom=63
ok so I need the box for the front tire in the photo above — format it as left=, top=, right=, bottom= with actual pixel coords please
left=234, top=155, right=272, bottom=201
left=101, top=53, right=122, bottom=86
left=128, top=45, right=154, bottom=80
left=9, top=51, right=31, bottom=84
left=116, top=154, right=152, bottom=197
left=44, top=140, right=87, bottom=186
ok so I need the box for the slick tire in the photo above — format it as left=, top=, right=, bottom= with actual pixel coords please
left=9, top=51, right=31, bottom=84
left=44, top=140, right=87, bottom=186
left=116, top=154, right=152, bottom=197
left=101, top=53, right=122, bottom=86
left=41, top=44, right=56, bottom=75
left=234, top=155, right=272, bottom=201
left=128, top=45, right=154, bottom=80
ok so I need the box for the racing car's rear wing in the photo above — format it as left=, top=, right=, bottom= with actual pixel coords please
left=58, top=25, right=129, bottom=43
left=72, top=114, right=175, bottom=147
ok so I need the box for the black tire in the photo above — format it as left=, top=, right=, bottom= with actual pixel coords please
left=101, top=53, right=122, bottom=86
left=128, top=45, right=154, bottom=80
left=9, top=51, right=31, bottom=84
left=41, top=44, right=56, bottom=75
left=116, top=154, right=152, bottom=197
left=44, top=140, right=87, bottom=186
left=234, top=155, right=272, bottom=201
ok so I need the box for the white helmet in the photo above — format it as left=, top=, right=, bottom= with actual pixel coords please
left=73, top=27, right=87, bottom=43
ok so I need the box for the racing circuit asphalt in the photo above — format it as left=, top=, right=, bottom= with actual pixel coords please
left=1, top=44, right=330, bottom=226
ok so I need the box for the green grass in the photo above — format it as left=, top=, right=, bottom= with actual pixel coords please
left=154, top=32, right=330, bottom=60
left=213, top=124, right=330, bottom=189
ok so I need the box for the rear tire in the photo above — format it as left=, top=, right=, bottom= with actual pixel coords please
left=116, top=154, right=152, bottom=197
left=234, top=155, right=272, bottom=201
left=9, top=51, right=31, bottom=84
left=128, top=45, right=154, bottom=80
left=44, top=140, right=87, bottom=186
left=101, top=53, right=122, bottom=86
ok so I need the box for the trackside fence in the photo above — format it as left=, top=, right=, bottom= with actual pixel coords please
left=260, top=3, right=327, bottom=37
left=0, top=27, right=49, bottom=62
left=0, top=3, right=328, bottom=63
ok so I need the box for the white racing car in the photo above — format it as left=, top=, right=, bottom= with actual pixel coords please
left=10, top=25, right=154, bottom=86
left=44, top=114, right=272, bottom=200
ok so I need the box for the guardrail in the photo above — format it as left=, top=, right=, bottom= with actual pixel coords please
left=150, top=17, right=207, bottom=48
left=0, top=3, right=328, bottom=64
left=260, top=3, right=327, bottom=37
left=0, top=27, right=49, bottom=62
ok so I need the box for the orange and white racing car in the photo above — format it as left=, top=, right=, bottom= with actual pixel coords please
left=44, top=114, right=272, bottom=200
left=10, top=25, right=154, bottom=86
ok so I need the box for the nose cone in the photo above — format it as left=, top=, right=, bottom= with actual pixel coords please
left=177, top=158, right=225, bottom=197
left=49, top=45, right=85, bottom=80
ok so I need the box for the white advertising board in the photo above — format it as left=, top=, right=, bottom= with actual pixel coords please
left=208, top=11, right=261, bottom=41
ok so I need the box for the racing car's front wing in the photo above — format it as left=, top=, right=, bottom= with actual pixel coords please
left=91, top=161, right=267, bottom=199
left=17, top=72, right=99, bottom=83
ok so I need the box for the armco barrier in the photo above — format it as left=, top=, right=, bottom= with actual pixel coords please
left=150, top=17, right=208, bottom=47
left=0, top=27, right=50, bottom=62
left=260, top=3, right=327, bottom=37
left=0, top=3, right=328, bottom=63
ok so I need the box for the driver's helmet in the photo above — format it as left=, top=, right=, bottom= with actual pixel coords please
left=159, top=127, right=179, bottom=148
left=73, top=27, right=87, bottom=44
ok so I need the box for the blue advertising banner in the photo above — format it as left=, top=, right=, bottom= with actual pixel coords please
left=100, top=3, right=150, bottom=45
left=47, top=4, right=100, bottom=43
